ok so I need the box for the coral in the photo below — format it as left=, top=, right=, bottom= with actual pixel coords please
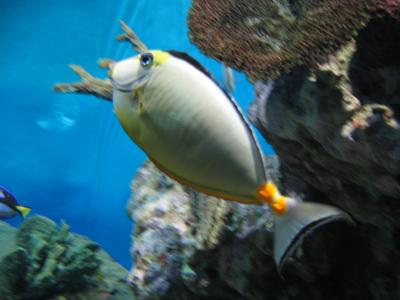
left=0, top=216, right=100, bottom=299
left=126, top=160, right=359, bottom=300
left=127, top=161, right=223, bottom=298
left=54, top=64, right=112, bottom=101
left=124, top=8, right=400, bottom=300
left=378, top=0, right=400, bottom=19
left=53, top=21, right=140, bottom=101
left=0, top=216, right=135, bottom=300
left=0, top=220, right=17, bottom=261
left=126, top=161, right=273, bottom=299
left=247, top=13, right=400, bottom=299
left=188, top=0, right=376, bottom=80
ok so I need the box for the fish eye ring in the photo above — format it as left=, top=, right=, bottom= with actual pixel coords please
left=140, top=53, right=154, bottom=68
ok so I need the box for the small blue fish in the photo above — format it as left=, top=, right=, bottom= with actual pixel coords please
left=0, top=186, right=30, bottom=219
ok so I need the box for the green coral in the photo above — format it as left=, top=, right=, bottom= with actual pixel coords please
left=0, top=216, right=101, bottom=300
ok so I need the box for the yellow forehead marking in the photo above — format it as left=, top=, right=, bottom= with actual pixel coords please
left=150, top=50, right=170, bottom=66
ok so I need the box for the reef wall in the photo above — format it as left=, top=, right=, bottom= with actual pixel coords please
left=125, top=1, right=400, bottom=299
left=127, top=160, right=361, bottom=300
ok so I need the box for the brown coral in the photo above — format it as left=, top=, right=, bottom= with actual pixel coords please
left=378, top=0, right=400, bottom=19
left=188, top=0, right=375, bottom=80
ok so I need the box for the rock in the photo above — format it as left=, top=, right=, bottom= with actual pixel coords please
left=0, top=216, right=135, bottom=300
left=127, top=160, right=359, bottom=300
left=127, top=160, right=274, bottom=299
left=125, top=3, right=400, bottom=300
left=247, top=12, right=400, bottom=300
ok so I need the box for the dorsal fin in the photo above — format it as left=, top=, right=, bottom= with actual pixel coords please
left=167, top=50, right=234, bottom=99
left=167, top=50, right=213, bottom=79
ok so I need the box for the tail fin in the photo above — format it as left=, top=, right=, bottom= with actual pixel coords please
left=15, top=205, right=31, bottom=218
left=273, top=201, right=351, bottom=272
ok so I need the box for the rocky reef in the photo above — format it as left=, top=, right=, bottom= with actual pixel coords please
left=52, top=3, right=400, bottom=299
left=127, top=160, right=360, bottom=300
left=0, top=216, right=135, bottom=300
left=125, top=2, right=400, bottom=300
left=187, top=1, right=400, bottom=299
left=127, top=160, right=273, bottom=300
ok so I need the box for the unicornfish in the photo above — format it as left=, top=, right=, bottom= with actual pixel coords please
left=107, top=49, right=351, bottom=270
left=0, top=186, right=31, bottom=219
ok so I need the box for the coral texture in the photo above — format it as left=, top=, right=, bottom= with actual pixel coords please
left=127, top=160, right=357, bottom=300
left=378, top=0, right=400, bottom=19
left=0, top=216, right=135, bottom=300
left=188, top=0, right=377, bottom=80
left=125, top=5, right=400, bottom=300
left=248, top=14, right=400, bottom=300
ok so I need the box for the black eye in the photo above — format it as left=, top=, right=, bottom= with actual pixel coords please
left=140, top=53, right=154, bottom=67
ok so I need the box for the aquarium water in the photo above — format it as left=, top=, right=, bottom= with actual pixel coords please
left=0, top=0, right=272, bottom=267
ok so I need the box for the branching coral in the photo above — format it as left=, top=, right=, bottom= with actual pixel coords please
left=188, top=0, right=378, bottom=80
left=53, top=21, right=142, bottom=100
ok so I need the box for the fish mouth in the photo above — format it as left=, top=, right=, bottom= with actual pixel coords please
left=111, top=74, right=149, bottom=92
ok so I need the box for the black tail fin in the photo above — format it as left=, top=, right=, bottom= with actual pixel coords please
left=273, top=201, right=352, bottom=272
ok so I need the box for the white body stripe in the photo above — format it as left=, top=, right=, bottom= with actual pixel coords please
left=114, top=55, right=266, bottom=204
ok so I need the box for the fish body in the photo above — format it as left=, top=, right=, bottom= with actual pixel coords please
left=113, top=51, right=265, bottom=204
left=0, top=186, right=30, bottom=219
left=110, top=49, right=350, bottom=270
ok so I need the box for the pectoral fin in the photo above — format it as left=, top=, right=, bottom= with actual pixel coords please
left=274, top=202, right=352, bottom=271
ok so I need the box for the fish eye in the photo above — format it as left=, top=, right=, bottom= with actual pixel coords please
left=140, top=53, right=154, bottom=68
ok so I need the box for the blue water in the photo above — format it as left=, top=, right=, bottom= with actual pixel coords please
left=0, top=0, right=273, bottom=268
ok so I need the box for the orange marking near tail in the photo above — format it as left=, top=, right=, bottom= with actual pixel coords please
left=271, top=196, right=287, bottom=215
left=257, top=182, right=287, bottom=215
left=257, top=182, right=277, bottom=205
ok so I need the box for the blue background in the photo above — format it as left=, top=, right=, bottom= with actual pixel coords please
left=0, top=0, right=273, bottom=268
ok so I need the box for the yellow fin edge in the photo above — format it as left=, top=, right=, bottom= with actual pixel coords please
left=15, top=205, right=31, bottom=218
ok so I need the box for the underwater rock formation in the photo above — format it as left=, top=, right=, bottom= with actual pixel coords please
left=127, top=160, right=359, bottom=300
left=0, top=216, right=135, bottom=300
left=188, top=0, right=387, bottom=80
left=127, top=160, right=272, bottom=299
left=124, top=4, right=400, bottom=300
left=52, top=8, right=400, bottom=299
left=246, top=14, right=400, bottom=299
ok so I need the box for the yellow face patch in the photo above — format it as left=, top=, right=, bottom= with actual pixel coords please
left=150, top=50, right=170, bottom=66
